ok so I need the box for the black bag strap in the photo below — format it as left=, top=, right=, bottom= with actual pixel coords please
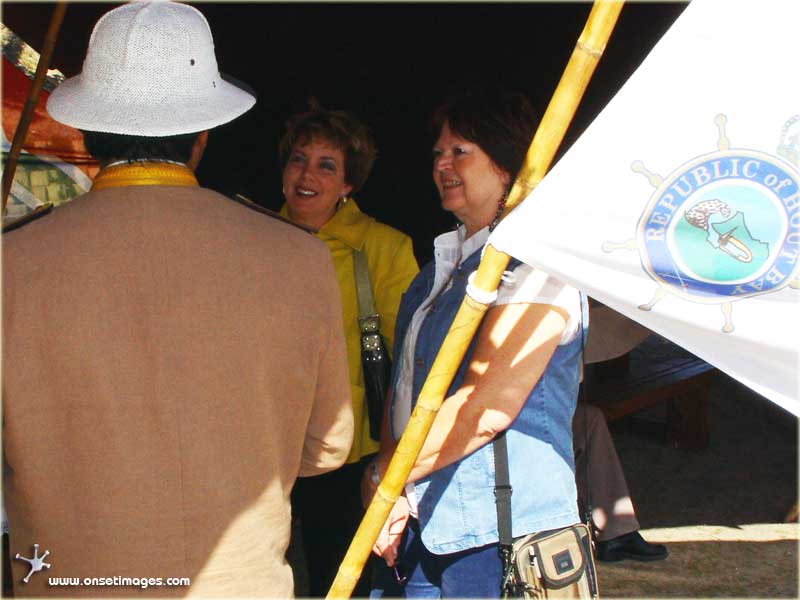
left=493, top=431, right=514, bottom=563
left=353, top=250, right=378, bottom=333
left=577, top=296, right=594, bottom=533
left=493, top=293, right=591, bottom=554
left=353, top=249, right=380, bottom=334
left=491, top=262, right=521, bottom=559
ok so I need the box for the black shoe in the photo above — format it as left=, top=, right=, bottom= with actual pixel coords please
left=596, top=531, right=668, bottom=562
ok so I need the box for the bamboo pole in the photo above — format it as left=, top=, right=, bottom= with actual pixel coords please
left=1, top=2, right=68, bottom=215
left=327, top=2, right=624, bottom=598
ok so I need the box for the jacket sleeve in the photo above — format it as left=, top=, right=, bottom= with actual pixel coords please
left=371, top=230, right=419, bottom=359
left=299, top=249, right=354, bottom=476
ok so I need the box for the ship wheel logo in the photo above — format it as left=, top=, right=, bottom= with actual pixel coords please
left=603, top=114, right=800, bottom=333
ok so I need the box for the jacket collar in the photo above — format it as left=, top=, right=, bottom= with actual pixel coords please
left=91, top=161, right=198, bottom=191
left=280, top=198, right=371, bottom=251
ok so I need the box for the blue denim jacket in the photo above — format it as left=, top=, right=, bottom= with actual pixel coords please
left=390, top=247, right=583, bottom=555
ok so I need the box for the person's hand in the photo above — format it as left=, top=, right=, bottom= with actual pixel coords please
left=372, top=495, right=410, bottom=567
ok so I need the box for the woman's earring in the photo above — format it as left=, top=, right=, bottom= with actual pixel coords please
left=489, top=193, right=508, bottom=232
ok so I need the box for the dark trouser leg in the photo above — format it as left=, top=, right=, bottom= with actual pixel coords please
left=292, top=456, right=374, bottom=597
left=3, top=533, right=13, bottom=597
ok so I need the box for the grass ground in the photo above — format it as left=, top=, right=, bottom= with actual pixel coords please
left=600, top=373, right=798, bottom=598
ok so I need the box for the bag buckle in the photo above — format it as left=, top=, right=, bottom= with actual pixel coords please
left=494, top=484, right=513, bottom=499
left=499, top=544, right=513, bottom=568
left=358, top=314, right=381, bottom=334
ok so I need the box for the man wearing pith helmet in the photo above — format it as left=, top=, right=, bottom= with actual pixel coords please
left=2, top=2, right=353, bottom=596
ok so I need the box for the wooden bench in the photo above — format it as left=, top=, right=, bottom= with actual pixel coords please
left=586, top=335, right=716, bottom=450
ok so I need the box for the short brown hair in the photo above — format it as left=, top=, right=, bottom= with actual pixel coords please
left=279, top=100, right=377, bottom=194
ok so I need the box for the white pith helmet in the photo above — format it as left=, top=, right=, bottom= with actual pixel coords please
left=47, top=0, right=256, bottom=136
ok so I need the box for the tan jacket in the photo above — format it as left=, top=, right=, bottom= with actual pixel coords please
left=2, top=185, right=353, bottom=597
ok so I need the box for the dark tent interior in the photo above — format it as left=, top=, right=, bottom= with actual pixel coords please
left=2, top=2, right=686, bottom=263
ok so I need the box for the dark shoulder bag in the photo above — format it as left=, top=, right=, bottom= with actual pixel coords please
left=353, top=249, right=392, bottom=441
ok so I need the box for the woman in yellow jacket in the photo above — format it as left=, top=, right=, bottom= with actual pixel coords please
left=280, top=102, right=419, bottom=597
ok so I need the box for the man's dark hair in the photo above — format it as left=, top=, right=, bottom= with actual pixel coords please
left=81, top=130, right=200, bottom=164
left=430, top=84, right=538, bottom=182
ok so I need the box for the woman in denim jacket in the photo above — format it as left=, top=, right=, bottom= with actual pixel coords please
left=364, top=85, right=585, bottom=598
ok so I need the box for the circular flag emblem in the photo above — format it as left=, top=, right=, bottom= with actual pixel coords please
left=637, top=150, right=800, bottom=302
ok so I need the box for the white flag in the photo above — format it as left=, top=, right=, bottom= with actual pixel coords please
left=489, top=0, right=800, bottom=414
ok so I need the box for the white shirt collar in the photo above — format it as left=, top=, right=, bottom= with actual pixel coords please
left=433, top=224, right=491, bottom=270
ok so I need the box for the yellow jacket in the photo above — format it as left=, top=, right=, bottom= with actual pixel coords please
left=282, top=199, right=419, bottom=462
